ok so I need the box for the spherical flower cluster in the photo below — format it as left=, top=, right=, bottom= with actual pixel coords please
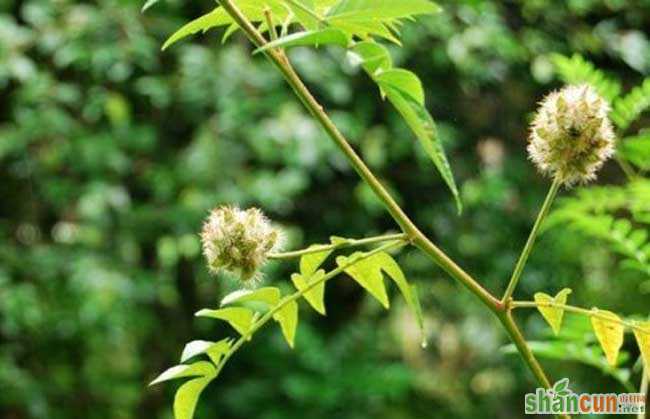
left=528, top=84, right=616, bottom=186
left=201, top=206, right=281, bottom=282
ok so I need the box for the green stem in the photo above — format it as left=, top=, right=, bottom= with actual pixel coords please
left=269, top=233, right=407, bottom=260
left=502, top=179, right=561, bottom=304
left=216, top=0, right=558, bottom=394
left=216, top=239, right=407, bottom=376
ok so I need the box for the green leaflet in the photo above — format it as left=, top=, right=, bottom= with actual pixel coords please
left=336, top=251, right=424, bottom=338
left=612, top=78, right=650, bottom=130
left=220, top=287, right=281, bottom=307
left=300, top=246, right=334, bottom=275
left=162, top=8, right=230, bottom=50
left=180, top=339, right=232, bottom=364
left=375, top=69, right=425, bottom=105
left=273, top=300, right=299, bottom=348
left=291, top=270, right=327, bottom=315
left=534, top=288, right=572, bottom=336
left=254, top=28, right=350, bottom=54
left=149, top=361, right=216, bottom=386
left=551, top=54, right=622, bottom=103
left=382, top=85, right=462, bottom=213
left=326, top=0, right=441, bottom=21
left=619, top=133, right=650, bottom=171
left=174, top=376, right=212, bottom=419
left=195, top=307, right=255, bottom=336
left=348, top=41, right=392, bottom=74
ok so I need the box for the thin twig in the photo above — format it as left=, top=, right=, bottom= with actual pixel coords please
left=269, top=233, right=407, bottom=260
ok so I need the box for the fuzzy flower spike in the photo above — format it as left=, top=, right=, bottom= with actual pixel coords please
left=528, top=84, right=616, bottom=186
left=201, top=206, right=281, bottom=282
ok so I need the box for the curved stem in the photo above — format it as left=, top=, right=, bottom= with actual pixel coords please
left=269, top=233, right=407, bottom=260
left=216, top=0, right=558, bottom=395
left=502, top=179, right=561, bottom=304
left=216, top=239, right=407, bottom=375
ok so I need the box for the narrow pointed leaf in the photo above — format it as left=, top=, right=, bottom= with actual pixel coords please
left=221, top=287, right=281, bottom=307
left=180, top=339, right=232, bottom=364
left=591, top=309, right=625, bottom=366
left=149, top=361, right=215, bottom=386
left=286, top=0, right=320, bottom=30
left=326, top=0, right=441, bottom=21
left=162, top=8, right=231, bottom=50
left=174, top=377, right=211, bottom=419
left=291, top=270, right=327, bottom=315
left=375, top=253, right=424, bottom=337
left=195, top=307, right=254, bottom=336
left=254, top=28, right=349, bottom=54
left=336, top=253, right=389, bottom=308
left=633, top=321, right=650, bottom=378
left=141, top=0, right=161, bottom=12
left=273, top=300, right=299, bottom=348
left=382, top=85, right=461, bottom=213
left=534, top=288, right=572, bottom=335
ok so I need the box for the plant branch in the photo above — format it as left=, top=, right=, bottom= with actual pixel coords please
left=215, top=239, right=407, bottom=376
left=269, top=233, right=408, bottom=260
left=216, top=0, right=499, bottom=312
left=215, top=0, right=562, bottom=395
left=502, top=178, right=561, bottom=304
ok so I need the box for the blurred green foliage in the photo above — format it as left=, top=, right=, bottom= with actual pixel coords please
left=1, top=0, right=649, bottom=418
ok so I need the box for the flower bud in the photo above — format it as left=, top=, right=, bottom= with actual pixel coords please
left=201, top=206, right=281, bottom=282
left=528, top=84, right=616, bottom=186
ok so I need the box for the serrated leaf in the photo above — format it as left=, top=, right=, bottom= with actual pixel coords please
left=273, top=300, right=299, bottom=348
left=220, top=287, right=281, bottom=307
left=195, top=307, right=255, bottom=336
left=382, top=85, right=462, bottom=213
left=551, top=54, right=622, bottom=103
left=591, top=309, right=625, bottom=367
left=254, top=28, right=349, bottom=54
left=337, top=252, right=390, bottom=308
left=174, top=377, right=211, bottom=419
left=300, top=247, right=333, bottom=276
left=326, top=0, right=441, bottom=21
left=180, top=339, right=232, bottom=364
left=612, top=78, right=650, bottom=130
left=373, top=253, right=425, bottom=338
left=348, top=41, right=393, bottom=74
left=633, top=321, right=650, bottom=378
left=291, top=270, right=327, bottom=315
left=534, top=288, right=572, bottom=335
left=376, top=69, right=425, bottom=105
left=162, top=8, right=231, bottom=50
left=149, top=361, right=215, bottom=386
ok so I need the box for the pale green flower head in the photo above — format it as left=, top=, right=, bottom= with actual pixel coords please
left=201, top=206, right=281, bottom=282
left=528, top=84, right=616, bottom=186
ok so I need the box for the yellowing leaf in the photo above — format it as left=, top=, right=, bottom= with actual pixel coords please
left=220, top=287, right=281, bottom=307
left=180, top=339, right=232, bottom=364
left=591, top=309, right=625, bottom=366
left=534, top=288, right=572, bottom=335
left=195, top=307, right=255, bottom=336
left=273, top=300, right=299, bottom=348
left=337, top=253, right=389, bottom=308
left=149, top=361, right=215, bottom=386
left=633, top=321, right=650, bottom=378
left=174, top=377, right=211, bottom=419
left=291, top=270, right=327, bottom=315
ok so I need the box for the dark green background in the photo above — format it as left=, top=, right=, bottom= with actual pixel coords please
left=1, top=0, right=649, bottom=418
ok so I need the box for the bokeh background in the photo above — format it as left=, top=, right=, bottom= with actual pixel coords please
left=1, top=0, right=649, bottom=418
